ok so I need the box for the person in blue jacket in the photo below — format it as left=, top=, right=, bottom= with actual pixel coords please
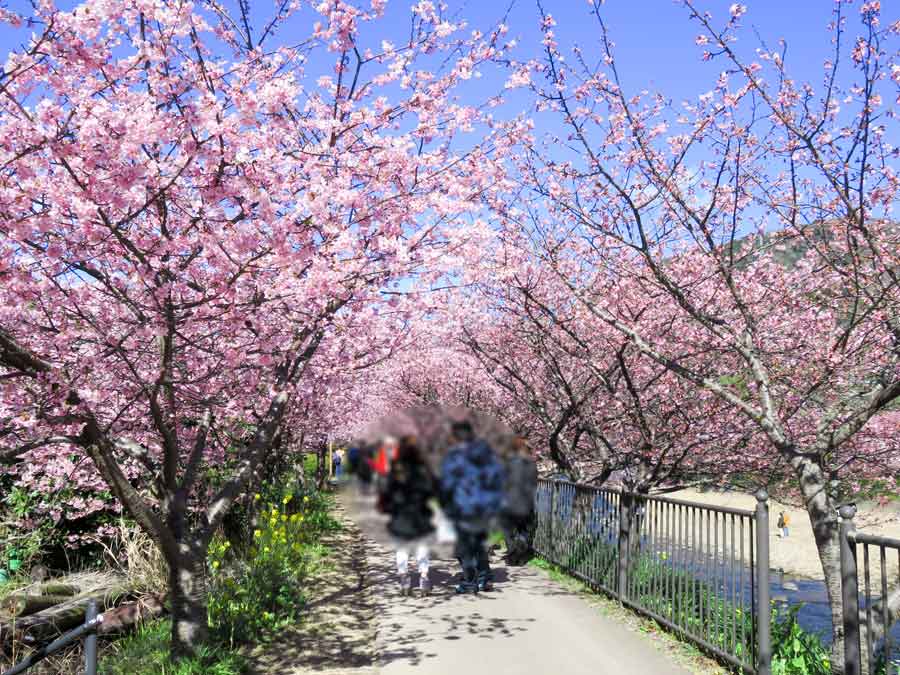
left=439, top=421, right=505, bottom=594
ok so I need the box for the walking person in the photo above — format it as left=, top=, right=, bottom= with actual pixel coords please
left=371, top=436, right=398, bottom=495
left=332, top=447, right=343, bottom=478
left=777, top=511, right=790, bottom=538
left=500, top=436, right=538, bottom=566
left=439, top=421, right=505, bottom=594
left=356, top=441, right=376, bottom=494
left=377, top=435, right=437, bottom=596
left=347, top=442, right=361, bottom=475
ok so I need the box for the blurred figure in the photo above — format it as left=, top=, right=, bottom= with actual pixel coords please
left=777, top=511, right=790, bottom=538
left=356, top=442, right=375, bottom=493
left=500, top=436, right=538, bottom=566
left=371, top=436, right=398, bottom=495
left=347, top=442, right=361, bottom=475
left=377, top=435, right=437, bottom=596
left=332, top=447, right=343, bottom=478
left=439, top=421, right=505, bottom=594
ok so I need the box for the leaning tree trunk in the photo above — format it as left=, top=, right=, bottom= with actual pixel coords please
left=168, top=539, right=210, bottom=659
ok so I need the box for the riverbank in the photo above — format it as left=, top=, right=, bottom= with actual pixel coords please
left=669, top=488, right=900, bottom=580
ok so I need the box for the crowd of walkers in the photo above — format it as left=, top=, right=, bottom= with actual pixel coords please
left=346, top=421, right=538, bottom=596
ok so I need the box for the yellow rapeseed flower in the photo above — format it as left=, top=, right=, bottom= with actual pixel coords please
left=211, top=560, right=220, bottom=570
left=253, top=529, right=262, bottom=538
left=254, top=493, right=261, bottom=500
left=283, top=494, right=292, bottom=504
left=303, top=496, right=309, bottom=503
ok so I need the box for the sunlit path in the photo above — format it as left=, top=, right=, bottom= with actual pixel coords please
left=342, top=489, right=691, bottom=675
left=372, top=558, right=690, bottom=675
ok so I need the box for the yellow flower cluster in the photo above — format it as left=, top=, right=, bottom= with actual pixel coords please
left=209, top=538, right=232, bottom=574
left=247, top=500, right=311, bottom=566
left=209, top=492, right=319, bottom=579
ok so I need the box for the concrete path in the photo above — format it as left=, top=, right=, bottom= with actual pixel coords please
left=346, top=489, right=691, bottom=675
left=247, top=486, right=693, bottom=674
left=372, top=555, right=690, bottom=675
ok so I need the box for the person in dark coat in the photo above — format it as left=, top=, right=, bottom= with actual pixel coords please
left=378, top=435, right=436, bottom=595
left=500, top=436, right=538, bottom=565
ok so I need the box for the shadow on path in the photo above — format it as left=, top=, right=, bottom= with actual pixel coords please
left=244, top=500, right=379, bottom=674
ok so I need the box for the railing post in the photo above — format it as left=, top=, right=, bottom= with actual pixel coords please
left=618, top=490, right=632, bottom=602
left=755, top=489, right=771, bottom=675
left=84, top=599, right=98, bottom=675
left=839, top=504, right=861, bottom=675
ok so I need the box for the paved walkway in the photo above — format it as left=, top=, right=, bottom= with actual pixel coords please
left=372, top=554, right=690, bottom=675
left=247, top=487, right=691, bottom=675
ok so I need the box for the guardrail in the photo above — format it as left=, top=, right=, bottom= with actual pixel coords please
left=533, top=479, right=771, bottom=675
left=1, top=600, right=101, bottom=675
left=840, top=505, right=900, bottom=675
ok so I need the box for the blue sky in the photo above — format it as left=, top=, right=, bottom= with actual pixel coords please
left=2, top=0, right=864, bottom=186
left=1, top=0, right=890, bottom=243
left=0, top=1, right=854, bottom=103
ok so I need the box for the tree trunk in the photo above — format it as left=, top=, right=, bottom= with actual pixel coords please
left=2, top=594, right=77, bottom=617
left=815, top=522, right=846, bottom=675
left=168, top=540, right=209, bottom=660
left=316, top=444, right=328, bottom=490
left=0, top=582, right=132, bottom=646
left=35, top=583, right=79, bottom=596
left=98, top=594, right=167, bottom=635
left=793, top=456, right=845, bottom=675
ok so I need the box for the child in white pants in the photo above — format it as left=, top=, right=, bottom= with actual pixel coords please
left=396, top=543, right=431, bottom=596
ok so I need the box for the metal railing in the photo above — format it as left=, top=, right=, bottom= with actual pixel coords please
left=840, top=505, right=900, bottom=675
left=1, top=600, right=101, bottom=675
left=534, top=479, right=771, bottom=675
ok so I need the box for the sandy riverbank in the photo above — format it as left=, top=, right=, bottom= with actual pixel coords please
left=667, top=488, right=900, bottom=580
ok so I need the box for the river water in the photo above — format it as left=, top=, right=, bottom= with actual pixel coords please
left=659, top=547, right=900, bottom=661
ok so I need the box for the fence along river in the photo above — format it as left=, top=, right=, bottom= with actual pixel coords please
left=533, top=480, right=900, bottom=675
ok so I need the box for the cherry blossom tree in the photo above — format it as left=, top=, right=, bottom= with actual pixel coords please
left=507, top=0, right=900, bottom=666
left=0, top=0, right=516, bottom=656
left=449, top=231, right=756, bottom=490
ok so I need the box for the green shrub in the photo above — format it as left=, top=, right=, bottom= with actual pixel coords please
left=771, top=604, right=830, bottom=675
left=99, top=619, right=245, bottom=675
left=303, top=453, right=318, bottom=480
left=207, top=488, right=338, bottom=647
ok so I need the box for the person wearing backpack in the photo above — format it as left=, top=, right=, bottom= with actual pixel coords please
left=777, top=511, right=790, bottom=538
left=439, top=421, right=505, bottom=594
left=500, top=436, right=538, bottom=565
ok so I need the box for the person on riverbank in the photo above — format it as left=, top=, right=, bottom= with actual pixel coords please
left=500, top=436, right=538, bottom=565
left=377, top=435, right=437, bottom=596
left=439, top=421, right=505, bottom=594
left=777, top=511, right=790, bottom=538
